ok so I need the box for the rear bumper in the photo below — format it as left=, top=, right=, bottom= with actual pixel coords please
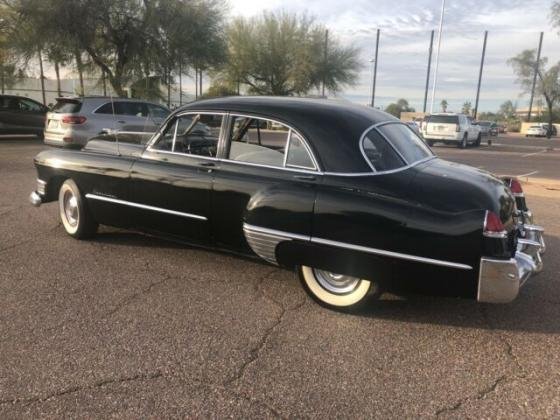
left=44, top=130, right=88, bottom=147
left=423, top=133, right=462, bottom=141
left=477, top=223, right=545, bottom=303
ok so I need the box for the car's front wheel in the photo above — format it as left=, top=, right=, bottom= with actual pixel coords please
left=299, top=266, right=380, bottom=309
left=58, top=179, right=98, bottom=239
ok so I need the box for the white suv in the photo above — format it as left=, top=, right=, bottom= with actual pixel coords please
left=423, top=113, right=481, bottom=148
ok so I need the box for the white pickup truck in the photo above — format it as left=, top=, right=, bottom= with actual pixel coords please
left=423, top=113, right=481, bottom=148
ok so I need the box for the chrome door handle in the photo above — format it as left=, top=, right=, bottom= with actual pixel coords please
left=294, top=175, right=316, bottom=181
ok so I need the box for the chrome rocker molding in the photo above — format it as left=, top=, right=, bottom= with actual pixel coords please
left=478, top=223, right=545, bottom=303
left=242, top=223, right=472, bottom=270
left=85, top=194, right=208, bottom=221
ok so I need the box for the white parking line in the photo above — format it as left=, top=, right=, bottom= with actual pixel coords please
left=522, top=149, right=548, bottom=158
left=516, top=170, right=539, bottom=178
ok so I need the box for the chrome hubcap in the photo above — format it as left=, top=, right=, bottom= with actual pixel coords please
left=63, top=190, right=79, bottom=227
left=313, top=269, right=361, bottom=294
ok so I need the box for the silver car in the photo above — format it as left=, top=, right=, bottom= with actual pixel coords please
left=44, top=97, right=170, bottom=148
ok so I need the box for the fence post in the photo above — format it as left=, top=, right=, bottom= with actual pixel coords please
left=38, top=48, right=46, bottom=105
left=473, top=30, right=488, bottom=120
left=527, top=32, right=544, bottom=122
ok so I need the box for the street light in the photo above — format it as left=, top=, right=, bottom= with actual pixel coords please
left=429, top=0, right=446, bottom=114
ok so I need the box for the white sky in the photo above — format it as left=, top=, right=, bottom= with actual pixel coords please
left=227, top=0, right=560, bottom=112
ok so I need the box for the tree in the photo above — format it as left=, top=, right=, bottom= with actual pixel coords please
left=499, top=100, right=518, bottom=120
left=384, top=98, right=414, bottom=118
left=461, top=101, right=472, bottom=115
left=440, top=99, right=448, bottom=112
left=219, top=12, right=360, bottom=96
left=508, top=49, right=560, bottom=138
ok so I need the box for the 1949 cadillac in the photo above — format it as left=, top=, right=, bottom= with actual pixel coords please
left=29, top=97, right=546, bottom=309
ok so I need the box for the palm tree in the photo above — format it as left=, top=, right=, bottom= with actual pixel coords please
left=440, top=99, right=448, bottom=112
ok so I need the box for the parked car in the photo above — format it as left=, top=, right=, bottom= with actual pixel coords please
left=423, top=113, right=482, bottom=148
left=29, top=97, right=545, bottom=309
left=526, top=125, right=547, bottom=138
left=0, top=94, right=48, bottom=137
left=535, top=123, right=557, bottom=137
left=498, top=124, right=506, bottom=133
left=44, top=96, right=170, bottom=148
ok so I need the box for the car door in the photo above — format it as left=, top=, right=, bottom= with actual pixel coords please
left=128, top=112, right=226, bottom=243
left=17, top=97, right=47, bottom=131
left=210, top=114, right=319, bottom=254
left=114, top=101, right=155, bottom=133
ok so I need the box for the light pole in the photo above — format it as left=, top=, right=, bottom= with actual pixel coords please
left=430, top=0, right=446, bottom=114
left=370, top=29, right=380, bottom=108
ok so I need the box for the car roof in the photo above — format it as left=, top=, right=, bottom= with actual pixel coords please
left=178, top=96, right=398, bottom=172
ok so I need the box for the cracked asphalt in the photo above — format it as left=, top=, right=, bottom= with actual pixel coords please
left=1, top=138, right=559, bottom=418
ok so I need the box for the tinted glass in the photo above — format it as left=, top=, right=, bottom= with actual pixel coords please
left=427, top=115, right=458, bottom=124
left=148, top=104, right=169, bottom=119
left=52, top=100, right=82, bottom=113
left=377, top=123, right=432, bottom=164
left=228, top=116, right=288, bottom=167
left=153, top=113, right=222, bottom=157
left=115, top=102, right=148, bottom=117
left=95, top=103, right=115, bottom=114
left=19, top=98, right=43, bottom=112
left=286, top=132, right=315, bottom=169
left=362, top=130, right=405, bottom=171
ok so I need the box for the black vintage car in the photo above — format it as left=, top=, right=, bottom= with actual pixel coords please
left=29, top=97, right=545, bottom=309
left=0, top=94, right=48, bottom=137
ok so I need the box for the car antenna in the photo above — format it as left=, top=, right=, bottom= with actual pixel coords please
left=109, top=91, right=120, bottom=156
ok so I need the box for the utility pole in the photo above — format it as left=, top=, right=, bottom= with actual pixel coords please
left=102, top=70, right=107, bottom=96
left=527, top=32, right=544, bottom=122
left=198, top=68, right=202, bottom=98
left=423, top=30, right=435, bottom=113
left=370, top=29, right=380, bottom=108
left=430, top=0, right=446, bottom=113
left=321, top=29, right=329, bottom=97
left=195, top=69, right=198, bottom=99
left=473, top=30, right=488, bottom=120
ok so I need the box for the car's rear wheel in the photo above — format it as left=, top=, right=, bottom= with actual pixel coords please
left=459, top=134, right=467, bottom=149
left=299, top=266, right=380, bottom=309
left=427, top=140, right=434, bottom=147
left=475, top=134, right=482, bottom=147
left=58, top=179, right=98, bottom=239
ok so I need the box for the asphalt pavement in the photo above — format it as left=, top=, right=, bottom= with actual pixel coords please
left=1, top=137, right=559, bottom=418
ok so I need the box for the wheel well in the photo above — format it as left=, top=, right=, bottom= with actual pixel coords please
left=45, top=176, right=69, bottom=202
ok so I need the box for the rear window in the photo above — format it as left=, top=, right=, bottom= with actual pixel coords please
left=52, top=99, right=82, bottom=114
left=362, top=129, right=405, bottom=172
left=427, top=115, right=458, bottom=124
left=377, top=123, right=433, bottom=164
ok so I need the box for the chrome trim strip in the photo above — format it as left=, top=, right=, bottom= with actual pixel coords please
left=243, top=223, right=471, bottom=270
left=310, top=237, right=472, bottom=270
left=324, top=156, right=437, bottom=177
left=85, top=194, right=208, bottom=221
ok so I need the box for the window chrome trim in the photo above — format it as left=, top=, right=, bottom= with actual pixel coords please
left=227, top=112, right=320, bottom=171
left=359, top=121, right=435, bottom=173
left=243, top=223, right=472, bottom=270
left=85, top=194, right=208, bottom=221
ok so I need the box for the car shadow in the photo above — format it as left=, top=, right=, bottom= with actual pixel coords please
left=93, top=228, right=559, bottom=335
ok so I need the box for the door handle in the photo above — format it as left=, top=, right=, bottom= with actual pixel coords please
left=294, top=174, right=316, bottom=181
left=199, top=162, right=215, bottom=167
left=117, top=120, right=125, bottom=124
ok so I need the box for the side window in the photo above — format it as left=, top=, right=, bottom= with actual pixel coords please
left=362, top=129, right=405, bottom=172
left=94, top=103, right=115, bottom=114
left=286, top=132, right=315, bottom=169
left=115, top=102, right=148, bottom=117
left=152, top=113, right=223, bottom=158
left=148, top=104, right=170, bottom=119
left=19, top=98, right=43, bottom=112
left=228, top=116, right=288, bottom=168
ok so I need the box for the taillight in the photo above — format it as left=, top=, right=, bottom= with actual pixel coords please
left=455, top=124, right=460, bottom=132
left=483, top=210, right=507, bottom=239
left=62, top=115, right=87, bottom=125
left=508, top=179, right=524, bottom=197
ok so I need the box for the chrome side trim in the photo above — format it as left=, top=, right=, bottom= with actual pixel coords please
left=310, top=237, right=472, bottom=270
left=242, top=223, right=471, bottom=270
left=85, top=194, right=207, bottom=221
left=37, top=179, right=47, bottom=195
left=243, top=224, right=310, bottom=265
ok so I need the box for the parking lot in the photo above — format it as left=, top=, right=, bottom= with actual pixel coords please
left=1, top=135, right=559, bottom=417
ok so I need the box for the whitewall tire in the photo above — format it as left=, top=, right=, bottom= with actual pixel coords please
left=299, top=266, right=380, bottom=309
left=58, top=179, right=98, bottom=239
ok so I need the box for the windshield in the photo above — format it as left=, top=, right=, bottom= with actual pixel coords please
left=479, top=121, right=491, bottom=126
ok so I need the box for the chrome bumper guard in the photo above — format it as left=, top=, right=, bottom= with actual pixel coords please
left=478, top=221, right=545, bottom=303
left=29, top=191, right=43, bottom=207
